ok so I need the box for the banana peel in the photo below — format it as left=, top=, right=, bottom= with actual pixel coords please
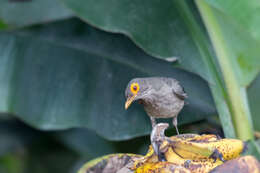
left=131, top=123, right=248, bottom=173
left=135, top=162, right=191, bottom=173
left=132, top=138, right=223, bottom=173
left=78, top=153, right=141, bottom=173
left=78, top=139, right=259, bottom=173
left=168, top=134, right=245, bottom=161
left=134, top=155, right=260, bottom=173
left=78, top=123, right=260, bottom=173
left=210, top=155, right=260, bottom=173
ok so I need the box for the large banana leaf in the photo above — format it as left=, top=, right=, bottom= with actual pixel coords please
left=0, top=0, right=73, bottom=28
left=202, top=0, right=260, bottom=87
left=248, top=74, right=260, bottom=132
left=0, top=19, right=215, bottom=140
left=58, top=0, right=259, bottom=86
left=195, top=0, right=259, bottom=140
left=55, top=128, right=117, bottom=159
left=58, top=0, right=213, bottom=83
left=58, top=0, right=260, bottom=139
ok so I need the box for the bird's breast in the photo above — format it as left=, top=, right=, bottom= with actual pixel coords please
left=142, top=91, right=184, bottom=118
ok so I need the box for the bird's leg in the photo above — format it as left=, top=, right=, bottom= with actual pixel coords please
left=172, top=116, right=179, bottom=135
left=150, top=123, right=169, bottom=161
left=150, top=117, right=157, bottom=128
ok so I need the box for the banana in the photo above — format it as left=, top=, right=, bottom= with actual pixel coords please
left=78, top=122, right=256, bottom=173
left=170, top=134, right=219, bottom=142
left=170, top=140, right=216, bottom=160
left=206, top=138, right=245, bottom=160
left=209, top=155, right=260, bottom=173
left=132, top=131, right=245, bottom=173
left=135, top=162, right=191, bottom=173
left=133, top=146, right=223, bottom=173
left=168, top=134, right=245, bottom=161
left=132, top=146, right=158, bottom=170
left=165, top=147, right=223, bottom=173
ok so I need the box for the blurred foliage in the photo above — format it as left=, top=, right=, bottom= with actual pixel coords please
left=202, top=0, right=260, bottom=86
left=0, top=117, right=223, bottom=173
left=0, top=119, right=78, bottom=173
left=0, top=0, right=259, bottom=173
left=0, top=18, right=215, bottom=140
left=58, top=0, right=260, bottom=139
left=0, top=0, right=73, bottom=28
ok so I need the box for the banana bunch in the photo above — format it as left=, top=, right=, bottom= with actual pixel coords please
left=168, top=133, right=245, bottom=161
left=78, top=123, right=260, bottom=173
left=133, top=124, right=246, bottom=173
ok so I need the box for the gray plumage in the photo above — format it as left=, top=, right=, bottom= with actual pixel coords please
left=125, top=77, right=187, bottom=135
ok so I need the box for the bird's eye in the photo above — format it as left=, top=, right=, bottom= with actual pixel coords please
left=130, top=82, right=140, bottom=94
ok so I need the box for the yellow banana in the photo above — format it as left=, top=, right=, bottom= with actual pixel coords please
left=132, top=133, right=245, bottom=173
left=205, top=138, right=245, bottom=160
left=170, top=134, right=218, bottom=142
left=170, top=140, right=216, bottom=160
left=168, top=134, right=245, bottom=161
left=165, top=147, right=223, bottom=173
left=78, top=133, right=252, bottom=173
left=135, top=162, right=191, bottom=173
left=133, top=146, right=223, bottom=173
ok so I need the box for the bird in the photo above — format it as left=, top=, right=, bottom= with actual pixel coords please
left=125, top=77, right=187, bottom=135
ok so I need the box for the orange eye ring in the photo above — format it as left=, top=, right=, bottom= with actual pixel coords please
left=130, top=82, right=140, bottom=95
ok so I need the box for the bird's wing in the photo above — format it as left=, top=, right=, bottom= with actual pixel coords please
left=163, top=78, right=187, bottom=100
left=173, top=88, right=187, bottom=100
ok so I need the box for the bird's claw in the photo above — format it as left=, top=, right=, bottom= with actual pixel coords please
left=150, top=123, right=169, bottom=161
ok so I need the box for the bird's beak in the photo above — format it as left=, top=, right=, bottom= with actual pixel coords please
left=125, top=94, right=137, bottom=110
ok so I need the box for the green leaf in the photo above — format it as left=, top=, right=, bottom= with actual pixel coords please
left=248, top=74, right=260, bottom=132
left=0, top=19, right=216, bottom=140
left=0, top=0, right=73, bottom=29
left=56, top=0, right=246, bottom=138
left=55, top=129, right=117, bottom=159
left=204, top=0, right=260, bottom=86
left=56, top=128, right=151, bottom=159
left=175, top=1, right=236, bottom=138
left=242, top=140, right=260, bottom=160
left=205, top=0, right=260, bottom=41
left=0, top=20, right=7, bottom=29
left=196, top=0, right=255, bottom=140
left=0, top=154, right=24, bottom=173
left=23, top=142, right=78, bottom=173
left=57, top=0, right=260, bottom=139
left=58, top=0, right=260, bottom=86
left=58, top=0, right=213, bottom=83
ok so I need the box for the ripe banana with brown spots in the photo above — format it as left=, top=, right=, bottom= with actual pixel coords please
left=135, top=162, right=191, bottom=173
left=77, top=133, right=259, bottom=173
left=168, top=134, right=245, bottom=161
left=133, top=141, right=223, bottom=173
left=132, top=133, right=246, bottom=173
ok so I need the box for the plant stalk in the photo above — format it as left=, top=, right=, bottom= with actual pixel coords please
left=195, top=0, right=253, bottom=140
left=176, top=0, right=236, bottom=138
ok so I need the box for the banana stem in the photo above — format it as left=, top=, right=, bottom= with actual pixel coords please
left=195, top=0, right=253, bottom=140
left=175, top=1, right=236, bottom=138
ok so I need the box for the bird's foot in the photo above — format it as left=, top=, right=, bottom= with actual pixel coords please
left=150, top=123, right=169, bottom=161
left=150, top=117, right=157, bottom=128
left=172, top=117, right=180, bottom=135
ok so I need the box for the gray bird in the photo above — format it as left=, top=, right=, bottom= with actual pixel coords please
left=125, top=77, right=187, bottom=135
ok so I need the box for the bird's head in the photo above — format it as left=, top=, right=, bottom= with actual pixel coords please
left=124, top=78, right=149, bottom=109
